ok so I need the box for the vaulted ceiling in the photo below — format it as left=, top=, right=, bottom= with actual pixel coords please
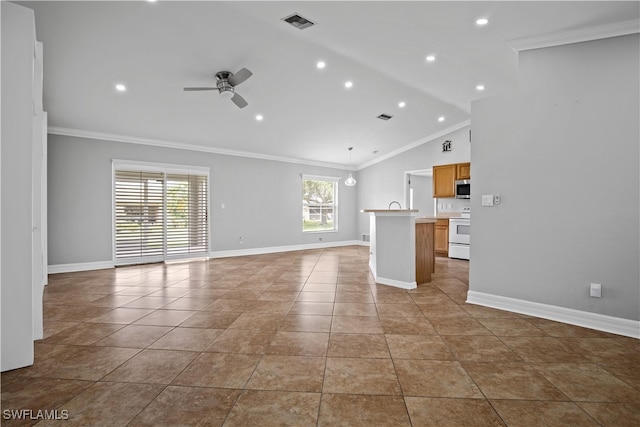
left=20, top=1, right=639, bottom=168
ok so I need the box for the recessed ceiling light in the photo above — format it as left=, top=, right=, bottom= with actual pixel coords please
left=426, top=55, right=436, bottom=62
left=255, top=114, right=263, bottom=121
left=476, top=84, right=485, bottom=91
left=438, top=116, right=445, bottom=122
left=316, top=61, right=326, bottom=69
left=147, top=0, right=157, bottom=3
left=476, top=18, right=489, bottom=26
left=398, top=101, right=406, bottom=108
left=115, top=83, right=126, bottom=92
left=344, top=81, right=353, bottom=89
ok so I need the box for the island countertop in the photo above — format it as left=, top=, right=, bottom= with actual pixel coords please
left=415, top=217, right=437, bottom=224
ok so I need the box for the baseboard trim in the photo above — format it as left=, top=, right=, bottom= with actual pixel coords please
left=368, top=261, right=417, bottom=290
left=466, top=290, right=640, bottom=339
left=373, top=275, right=417, bottom=290
left=48, top=241, right=367, bottom=273
left=209, top=240, right=365, bottom=259
left=48, top=261, right=115, bottom=274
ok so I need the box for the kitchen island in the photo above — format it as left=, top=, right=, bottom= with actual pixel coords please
left=362, top=210, right=435, bottom=289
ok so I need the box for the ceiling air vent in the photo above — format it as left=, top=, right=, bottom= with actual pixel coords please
left=282, top=13, right=315, bottom=30
left=377, top=114, right=393, bottom=121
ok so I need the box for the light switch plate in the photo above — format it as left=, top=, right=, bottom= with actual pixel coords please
left=482, top=195, right=494, bottom=206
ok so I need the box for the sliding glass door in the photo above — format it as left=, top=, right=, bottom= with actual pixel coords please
left=113, top=162, right=209, bottom=265
left=166, top=174, right=209, bottom=257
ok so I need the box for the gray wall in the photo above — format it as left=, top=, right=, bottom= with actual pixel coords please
left=1, top=2, right=35, bottom=370
left=470, top=34, right=640, bottom=321
left=48, top=135, right=358, bottom=266
left=357, top=126, right=471, bottom=237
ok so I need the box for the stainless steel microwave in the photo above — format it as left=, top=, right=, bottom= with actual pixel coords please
left=455, top=180, right=470, bottom=199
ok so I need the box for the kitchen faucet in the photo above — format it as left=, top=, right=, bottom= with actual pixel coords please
left=388, top=201, right=401, bottom=210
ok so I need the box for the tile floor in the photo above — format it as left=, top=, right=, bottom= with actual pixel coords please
left=2, top=246, right=639, bottom=426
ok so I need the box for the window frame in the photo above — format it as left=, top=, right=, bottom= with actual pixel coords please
left=302, top=174, right=339, bottom=233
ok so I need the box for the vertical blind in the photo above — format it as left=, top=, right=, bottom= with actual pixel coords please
left=114, top=168, right=209, bottom=263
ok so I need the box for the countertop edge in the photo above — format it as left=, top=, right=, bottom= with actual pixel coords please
left=415, top=218, right=437, bottom=224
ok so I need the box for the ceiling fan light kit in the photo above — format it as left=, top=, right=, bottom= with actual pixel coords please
left=184, top=68, right=253, bottom=108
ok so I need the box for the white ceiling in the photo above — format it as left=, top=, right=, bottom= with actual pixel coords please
left=20, top=1, right=639, bottom=168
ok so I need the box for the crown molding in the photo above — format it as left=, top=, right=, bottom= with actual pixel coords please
left=508, top=19, right=640, bottom=52
left=47, top=126, right=346, bottom=170
left=48, top=123, right=473, bottom=173
left=356, top=120, right=471, bottom=170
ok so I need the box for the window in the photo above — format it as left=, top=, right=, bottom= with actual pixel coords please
left=113, top=161, right=209, bottom=264
left=302, top=175, right=338, bottom=232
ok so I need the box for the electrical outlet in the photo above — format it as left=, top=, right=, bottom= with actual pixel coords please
left=494, top=195, right=501, bottom=205
left=590, top=283, right=602, bottom=298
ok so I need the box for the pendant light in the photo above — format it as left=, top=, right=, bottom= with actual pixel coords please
left=344, top=147, right=357, bottom=186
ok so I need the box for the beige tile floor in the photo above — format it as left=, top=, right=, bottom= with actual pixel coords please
left=2, top=246, right=639, bottom=426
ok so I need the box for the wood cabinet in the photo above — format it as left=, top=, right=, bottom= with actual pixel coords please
left=456, top=162, right=471, bottom=180
left=432, top=164, right=457, bottom=198
left=415, top=221, right=435, bottom=284
left=433, top=162, right=471, bottom=197
left=434, top=219, right=449, bottom=256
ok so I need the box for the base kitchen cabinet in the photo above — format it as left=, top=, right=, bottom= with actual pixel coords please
left=434, top=219, right=449, bottom=257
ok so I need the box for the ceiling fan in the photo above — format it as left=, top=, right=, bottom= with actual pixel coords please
left=183, top=68, right=253, bottom=109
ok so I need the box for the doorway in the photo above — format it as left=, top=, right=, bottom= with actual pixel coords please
left=404, top=169, right=434, bottom=217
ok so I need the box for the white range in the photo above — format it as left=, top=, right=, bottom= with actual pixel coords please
left=448, top=207, right=470, bottom=260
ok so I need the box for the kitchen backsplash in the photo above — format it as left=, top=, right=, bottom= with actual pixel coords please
left=436, top=198, right=470, bottom=214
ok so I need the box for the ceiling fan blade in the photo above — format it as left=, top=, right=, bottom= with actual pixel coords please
left=183, top=87, right=217, bottom=91
left=228, top=68, right=253, bottom=86
left=230, top=93, right=248, bottom=109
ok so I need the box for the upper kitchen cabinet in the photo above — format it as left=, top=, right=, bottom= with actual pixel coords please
left=456, top=162, right=471, bottom=180
left=433, top=162, right=471, bottom=198
left=432, top=164, right=457, bottom=198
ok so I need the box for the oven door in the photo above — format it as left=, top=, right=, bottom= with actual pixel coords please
left=449, top=218, right=470, bottom=245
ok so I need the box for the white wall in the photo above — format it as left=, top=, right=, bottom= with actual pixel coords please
left=357, top=125, right=471, bottom=238
left=47, top=135, right=359, bottom=267
left=1, top=2, right=35, bottom=371
left=470, top=34, right=639, bottom=323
